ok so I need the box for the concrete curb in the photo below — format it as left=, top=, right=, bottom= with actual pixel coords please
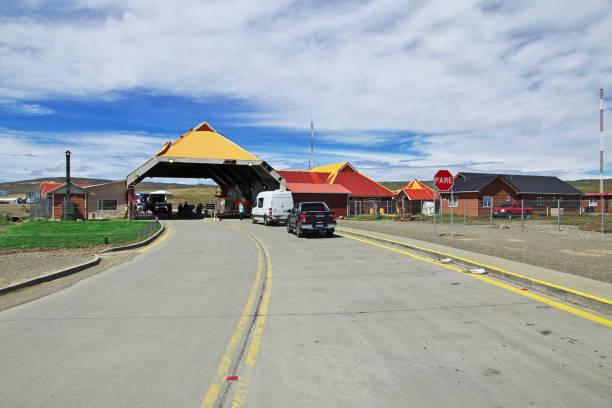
left=0, top=255, right=101, bottom=296
left=337, top=228, right=612, bottom=316
left=0, top=222, right=166, bottom=296
left=98, top=223, right=165, bottom=254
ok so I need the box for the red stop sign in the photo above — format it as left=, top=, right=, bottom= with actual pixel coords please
left=434, top=170, right=454, bottom=191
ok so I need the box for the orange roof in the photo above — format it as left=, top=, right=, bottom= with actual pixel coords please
left=277, top=170, right=330, bottom=184
left=279, top=163, right=394, bottom=197
left=331, top=171, right=395, bottom=197
left=41, top=183, right=91, bottom=195
left=399, top=180, right=437, bottom=200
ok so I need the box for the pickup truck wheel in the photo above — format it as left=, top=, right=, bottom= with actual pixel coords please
left=296, top=225, right=303, bottom=238
left=525, top=211, right=532, bottom=218
left=251, top=216, right=256, bottom=224
left=326, top=229, right=334, bottom=237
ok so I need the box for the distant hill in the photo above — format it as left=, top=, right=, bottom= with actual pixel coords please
left=0, top=177, right=217, bottom=195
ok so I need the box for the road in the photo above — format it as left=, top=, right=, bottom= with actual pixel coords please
left=1, top=219, right=611, bottom=407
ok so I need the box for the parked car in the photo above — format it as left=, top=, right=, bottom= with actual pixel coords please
left=287, top=202, right=337, bottom=237
left=492, top=202, right=533, bottom=219
left=251, top=190, right=294, bottom=225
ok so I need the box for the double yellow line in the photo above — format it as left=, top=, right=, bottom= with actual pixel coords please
left=201, top=227, right=272, bottom=408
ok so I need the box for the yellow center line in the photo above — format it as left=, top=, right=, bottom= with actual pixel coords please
left=230, top=230, right=273, bottom=408
left=200, top=226, right=269, bottom=408
left=337, top=232, right=612, bottom=328
left=137, top=223, right=170, bottom=253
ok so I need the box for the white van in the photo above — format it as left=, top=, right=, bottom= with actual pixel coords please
left=251, top=190, right=294, bottom=225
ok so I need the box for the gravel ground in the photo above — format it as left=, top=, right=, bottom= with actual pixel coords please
left=339, top=219, right=612, bottom=284
left=0, top=247, right=99, bottom=289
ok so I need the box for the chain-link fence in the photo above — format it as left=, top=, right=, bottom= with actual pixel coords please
left=28, top=197, right=52, bottom=221
left=0, top=219, right=161, bottom=249
left=346, top=198, right=610, bottom=234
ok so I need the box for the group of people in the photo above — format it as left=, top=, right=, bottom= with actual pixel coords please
left=177, top=201, right=204, bottom=218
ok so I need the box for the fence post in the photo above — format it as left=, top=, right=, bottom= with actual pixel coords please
left=557, top=199, right=561, bottom=231
left=433, top=187, right=437, bottom=237
left=440, top=198, right=444, bottom=224
left=602, top=197, right=605, bottom=234
left=463, top=199, right=466, bottom=225
left=521, top=199, right=524, bottom=230
left=450, top=189, right=454, bottom=237
left=420, top=200, right=422, bottom=222
left=490, top=205, right=493, bottom=225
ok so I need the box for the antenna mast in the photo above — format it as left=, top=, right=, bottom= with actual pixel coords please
left=309, top=116, right=314, bottom=171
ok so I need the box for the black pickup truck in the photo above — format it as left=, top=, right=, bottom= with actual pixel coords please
left=287, top=202, right=337, bottom=238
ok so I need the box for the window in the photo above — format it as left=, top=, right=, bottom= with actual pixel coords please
left=482, top=196, right=493, bottom=208
left=97, top=200, right=117, bottom=211
left=589, top=198, right=598, bottom=207
left=449, top=195, right=458, bottom=207
left=506, top=195, right=511, bottom=202
left=536, top=197, right=544, bottom=206
left=257, top=197, right=264, bottom=208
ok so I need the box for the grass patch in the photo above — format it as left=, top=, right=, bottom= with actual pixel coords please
left=557, top=213, right=612, bottom=232
left=0, top=220, right=160, bottom=249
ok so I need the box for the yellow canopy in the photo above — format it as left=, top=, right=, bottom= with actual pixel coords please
left=155, top=122, right=258, bottom=161
left=311, top=162, right=355, bottom=174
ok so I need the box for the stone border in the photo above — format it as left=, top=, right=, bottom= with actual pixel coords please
left=0, top=255, right=101, bottom=296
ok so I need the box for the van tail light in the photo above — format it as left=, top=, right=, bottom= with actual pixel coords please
left=301, top=214, right=307, bottom=223
left=269, top=208, right=272, bottom=216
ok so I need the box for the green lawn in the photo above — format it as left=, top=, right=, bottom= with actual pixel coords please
left=0, top=220, right=160, bottom=249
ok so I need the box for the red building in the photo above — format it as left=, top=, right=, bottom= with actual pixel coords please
left=278, top=162, right=396, bottom=216
left=42, top=183, right=91, bottom=220
left=396, top=180, right=439, bottom=215
left=582, top=192, right=612, bottom=213
left=439, top=173, right=584, bottom=217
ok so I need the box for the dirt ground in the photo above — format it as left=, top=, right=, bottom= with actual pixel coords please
left=0, top=247, right=98, bottom=288
left=339, top=219, right=612, bottom=284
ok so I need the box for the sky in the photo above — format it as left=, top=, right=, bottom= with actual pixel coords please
left=1, top=0, right=611, bottom=184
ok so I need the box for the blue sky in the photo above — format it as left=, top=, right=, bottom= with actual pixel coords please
left=1, top=0, right=611, bottom=184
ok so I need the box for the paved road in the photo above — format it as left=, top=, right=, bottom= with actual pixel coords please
left=1, top=219, right=611, bottom=407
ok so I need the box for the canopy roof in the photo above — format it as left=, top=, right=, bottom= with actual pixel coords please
left=42, top=183, right=91, bottom=196
left=127, top=122, right=285, bottom=199
left=155, top=122, right=258, bottom=161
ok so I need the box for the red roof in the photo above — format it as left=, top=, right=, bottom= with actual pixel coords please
left=278, top=170, right=330, bottom=183
left=287, top=183, right=350, bottom=194
left=403, top=190, right=438, bottom=200
left=41, top=183, right=91, bottom=195
left=331, top=171, right=395, bottom=197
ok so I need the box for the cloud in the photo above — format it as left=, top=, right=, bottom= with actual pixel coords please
left=0, top=0, right=611, bottom=181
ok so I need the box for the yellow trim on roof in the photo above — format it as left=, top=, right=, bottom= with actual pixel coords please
left=403, top=179, right=433, bottom=191
left=311, top=162, right=354, bottom=174
left=155, top=129, right=258, bottom=161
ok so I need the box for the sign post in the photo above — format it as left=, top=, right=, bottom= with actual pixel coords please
left=434, top=170, right=455, bottom=237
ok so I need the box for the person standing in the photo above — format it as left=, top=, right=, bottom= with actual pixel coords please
left=239, top=202, right=244, bottom=221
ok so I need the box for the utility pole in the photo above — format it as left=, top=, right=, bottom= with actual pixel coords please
left=600, top=89, right=605, bottom=233
left=65, top=150, right=71, bottom=221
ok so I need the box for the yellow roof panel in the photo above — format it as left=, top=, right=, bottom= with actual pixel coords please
left=311, top=162, right=354, bottom=173
left=404, top=180, right=433, bottom=191
left=155, top=129, right=258, bottom=161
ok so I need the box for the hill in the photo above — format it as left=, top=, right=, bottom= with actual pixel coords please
left=0, top=178, right=217, bottom=195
